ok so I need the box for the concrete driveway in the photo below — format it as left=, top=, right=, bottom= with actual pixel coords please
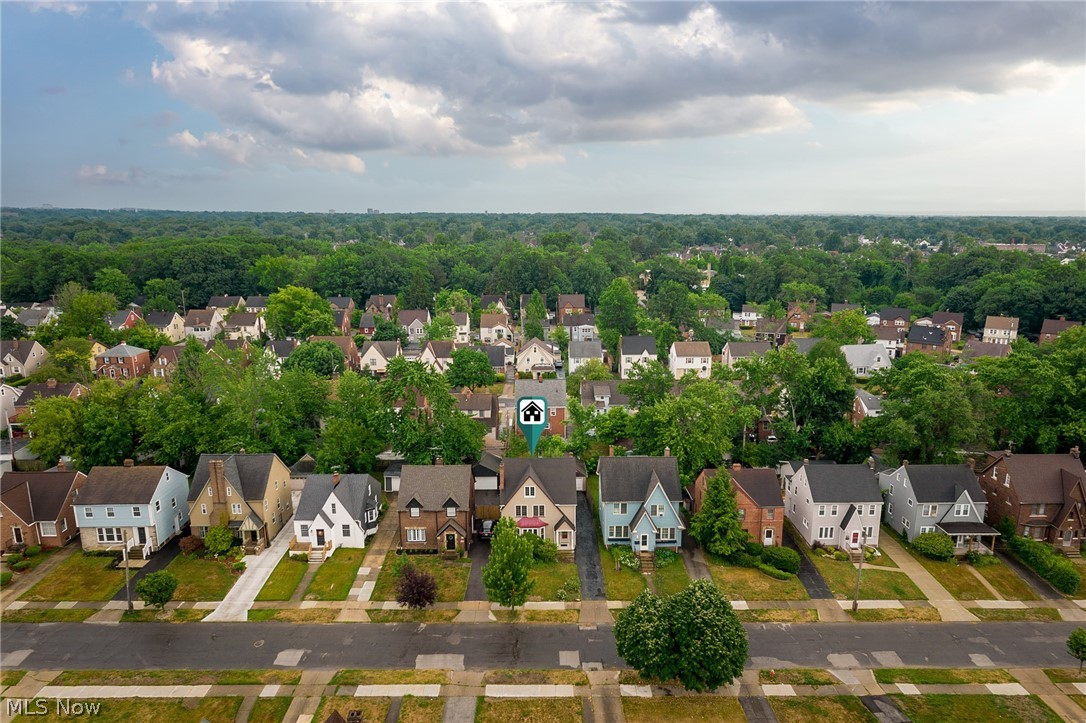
left=465, top=538, right=490, bottom=601
left=202, top=517, right=295, bottom=622
left=576, top=492, right=605, bottom=600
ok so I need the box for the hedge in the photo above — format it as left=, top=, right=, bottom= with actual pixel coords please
left=0, top=571, right=12, bottom=586
left=761, top=546, right=801, bottom=574
left=913, top=531, right=955, bottom=561
left=756, top=563, right=793, bottom=580
left=1007, top=534, right=1081, bottom=595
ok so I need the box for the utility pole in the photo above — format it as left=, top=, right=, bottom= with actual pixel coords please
left=851, top=513, right=867, bottom=613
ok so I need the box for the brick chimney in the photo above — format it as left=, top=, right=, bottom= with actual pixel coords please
left=123, top=458, right=134, bottom=467
left=902, top=459, right=909, bottom=466
left=664, top=446, right=670, bottom=457
left=732, top=463, right=741, bottom=471
left=435, top=456, right=444, bottom=465
left=1072, top=446, right=1081, bottom=460
left=332, top=470, right=341, bottom=487
left=46, top=378, right=57, bottom=389
left=56, top=459, right=66, bottom=472
left=966, top=458, right=976, bottom=470
left=498, top=460, right=505, bottom=491
left=608, top=445, right=615, bottom=457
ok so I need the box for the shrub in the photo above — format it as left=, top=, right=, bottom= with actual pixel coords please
left=761, top=546, right=801, bottom=575
left=913, top=531, right=955, bottom=561
left=966, top=550, right=998, bottom=567
left=555, top=588, right=568, bottom=601
left=612, top=546, right=640, bottom=571
left=1007, top=534, right=1082, bottom=595
left=563, top=577, right=580, bottom=596
left=832, top=550, right=849, bottom=561
left=743, top=541, right=764, bottom=558
left=391, top=553, right=414, bottom=578
left=654, top=549, right=679, bottom=568
left=1048, top=559, right=1081, bottom=595
left=0, top=571, right=11, bottom=586
left=5, top=553, right=23, bottom=566
left=204, top=525, right=235, bottom=556
left=135, top=570, right=179, bottom=609
left=24, top=545, right=41, bottom=557
left=530, top=535, right=558, bottom=563
left=10, top=560, right=30, bottom=572
left=756, top=563, right=793, bottom=580
left=179, top=535, right=204, bottom=557
left=727, top=551, right=760, bottom=568
left=290, top=553, right=309, bottom=563
left=229, top=546, right=244, bottom=561
left=232, top=561, right=246, bottom=573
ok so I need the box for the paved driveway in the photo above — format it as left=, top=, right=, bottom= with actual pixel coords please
left=465, top=538, right=490, bottom=601
left=576, top=492, right=605, bottom=600
left=202, top=517, right=295, bottom=622
left=111, top=533, right=183, bottom=602
left=784, top=528, right=833, bottom=599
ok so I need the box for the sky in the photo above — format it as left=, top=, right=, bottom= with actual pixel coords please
left=2, top=1, right=1084, bottom=215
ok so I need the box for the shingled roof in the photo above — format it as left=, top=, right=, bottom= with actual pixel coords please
left=1, top=471, right=82, bottom=523
left=730, top=468, right=785, bottom=508
left=295, top=473, right=379, bottom=523
left=901, top=464, right=985, bottom=503
left=501, top=457, right=577, bottom=507
left=803, top=463, right=881, bottom=503
left=598, top=456, right=681, bottom=503
left=984, top=452, right=1085, bottom=504
left=189, top=453, right=281, bottom=502
left=620, top=335, right=656, bottom=356
left=398, top=465, right=473, bottom=511
left=80, top=465, right=171, bottom=505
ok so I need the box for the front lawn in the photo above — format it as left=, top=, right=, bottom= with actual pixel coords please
left=891, top=694, right=1061, bottom=723
left=6, top=547, right=60, bottom=574
left=759, top=668, right=837, bottom=686
left=165, top=553, right=238, bottom=601
left=975, top=560, right=1041, bottom=600
left=623, top=697, right=746, bottom=722
left=598, top=539, right=646, bottom=600
left=968, top=607, right=1061, bottom=622
left=737, top=609, right=818, bottom=623
left=9, top=698, right=242, bottom=723
left=255, top=553, right=308, bottom=601
left=249, top=698, right=291, bottom=723
left=304, top=547, right=366, bottom=601
left=1, top=608, right=96, bottom=623
left=707, top=560, right=809, bottom=601
left=904, top=549, right=994, bottom=601
left=770, top=696, right=878, bottom=722
left=331, top=670, right=448, bottom=686
left=874, top=668, right=1015, bottom=685
left=399, top=696, right=445, bottom=723
left=653, top=558, right=691, bottom=597
left=528, top=560, right=580, bottom=601
left=19, top=553, right=125, bottom=601
left=247, top=608, right=338, bottom=623
left=370, top=551, right=471, bottom=603
left=808, top=552, right=926, bottom=600
left=476, top=698, right=583, bottom=723
left=848, top=607, right=940, bottom=622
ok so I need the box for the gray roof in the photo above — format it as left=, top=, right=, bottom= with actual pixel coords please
left=480, top=345, right=507, bottom=369
left=569, top=340, right=603, bottom=360
left=294, top=474, right=379, bottom=523
left=265, top=339, right=298, bottom=358
left=501, top=457, right=577, bottom=506
left=143, top=311, right=181, bottom=327
left=473, top=451, right=502, bottom=478
left=513, top=377, right=566, bottom=409
left=880, top=307, right=910, bottom=322
left=932, top=311, right=964, bottom=327
left=841, top=343, right=890, bottom=369
left=289, top=454, right=316, bottom=476
left=906, top=325, right=947, bottom=345
left=730, top=468, right=784, bottom=508
left=789, top=337, right=821, bottom=355
left=98, top=342, right=148, bottom=358
left=855, top=389, right=882, bottom=412
left=80, top=466, right=170, bottom=505
left=724, top=341, right=772, bottom=359
left=246, top=295, right=269, bottom=309
left=803, top=463, right=881, bottom=503
left=563, top=313, right=596, bottom=327
left=580, top=379, right=629, bottom=408
left=900, top=464, right=985, bottom=504
left=398, top=310, right=429, bottom=327
left=358, top=313, right=376, bottom=328
left=189, top=453, right=282, bottom=502
left=398, top=464, right=473, bottom=511
left=620, top=335, right=656, bottom=356
left=598, top=456, right=681, bottom=503
left=361, top=340, right=401, bottom=360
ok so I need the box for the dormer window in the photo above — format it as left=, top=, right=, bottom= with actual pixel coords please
left=446, top=506, right=456, bottom=517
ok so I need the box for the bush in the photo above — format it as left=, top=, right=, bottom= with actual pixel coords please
left=530, top=535, right=558, bottom=563
left=761, top=546, right=801, bottom=575
left=756, top=563, right=793, bottom=580
left=24, top=545, right=41, bottom=557
left=229, top=546, right=244, bottom=561
left=5, top=553, right=23, bottom=566
left=179, top=535, right=204, bottom=556
left=10, top=560, right=30, bottom=572
left=727, top=550, right=761, bottom=568
left=913, top=531, right=955, bottom=561
left=204, top=525, right=235, bottom=556
left=1007, top=534, right=1082, bottom=595
left=555, top=588, right=567, bottom=601
left=0, top=571, right=11, bottom=586
left=290, top=553, right=309, bottom=563
left=1048, top=559, right=1081, bottom=595
left=612, top=546, right=640, bottom=571
left=232, top=561, right=246, bottom=573
left=563, top=577, right=579, bottom=596
left=654, top=549, right=679, bottom=568
left=966, top=550, right=999, bottom=567
left=391, top=553, right=414, bottom=578
left=135, top=570, right=179, bottom=609
left=744, top=541, right=765, bottom=558
left=832, top=551, right=849, bottom=561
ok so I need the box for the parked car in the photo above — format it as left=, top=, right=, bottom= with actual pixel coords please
left=478, top=520, right=496, bottom=540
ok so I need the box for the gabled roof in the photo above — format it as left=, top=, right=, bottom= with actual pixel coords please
left=598, top=456, right=681, bottom=503
left=906, top=325, right=947, bottom=346
left=788, top=337, right=821, bottom=355
left=1, top=339, right=44, bottom=365
left=730, top=468, right=784, bottom=508
left=451, top=312, right=469, bottom=326
left=473, top=451, right=502, bottom=477
left=189, top=453, right=283, bottom=502
left=98, top=342, right=148, bottom=359
left=569, top=340, right=603, bottom=360
left=671, top=341, right=711, bottom=356
left=558, top=294, right=586, bottom=308
left=397, top=465, right=473, bottom=510
left=357, top=313, right=376, bottom=328
left=327, top=296, right=354, bottom=309
left=620, top=335, right=656, bottom=356
left=932, top=311, right=964, bottom=327
left=879, top=307, right=910, bottom=322
left=984, top=452, right=1085, bottom=504
left=480, top=294, right=508, bottom=309
left=961, top=339, right=1010, bottom=360
left=398, top=310, right=430, bottom=327
left=580, top=379, right=629, bottom=408
left=984, top=315, right=1018, bottom=331
left=755, top=318, right=789, bottom=334
left=143, top=311, right=181, bottom=328
left=513, top=377, right=566, bottom=408
left=501, top=457, right=577, bottom=507
left=1040, top=318, right=1081, bottom=337
left=899, top=464, right=985, bottom=504
left=518, top=338, right=557, bottom=356
left=207, top=295, right=244, bottom=308
left=841, top=343, right=889, bottom=368
left=423, top=340, right=455, bottom=359
left=185, top=308, right=220, bottom=326
left=246, top=295, right=269, bottom=309
left=361, top=340, right=401, bottom=360
left=480, top=345, right=508, bottom=368
left=480, top=313, right=511, bottom=328
left=81, top=466, right=170, bottom=505
left=265, top=339, right=298, bottom=358
left=108, top=310, right=139, bottom=328
left=17, top=381, right=85, bottom=404
left=295, top=473, right=379, bottom=522
left=366, top=294, right=397, bottom=309
left=875, top=326, right=905, bottom=342
left=455, top=391, right=496, bottom=411
left=802, top=463, right=881, bottom=503
left=562, top=313, right=596, bottom=327
left=723, top=341, right=772, bottom=359
left=1, top=471, right=82, bottom=523
left=289, top=453, right=316, bottom=476
left=855, top=389, right=882, bottom=413
left=226, top=312, right=260, bottom=327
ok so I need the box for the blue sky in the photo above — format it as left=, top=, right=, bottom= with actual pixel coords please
left=2, top=1, right=1083, bottom=215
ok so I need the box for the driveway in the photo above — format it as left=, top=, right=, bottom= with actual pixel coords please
left=111, top=533, right=183, bottom=602
left=465, top=538, right=490, bottom=601
left=202, top=516, right=295, bottom=622
left=995, top=547, right=1063, bottom=600
left=576, top=492, right=605, bottom=600
left=784, top=527, right=833, bottom=599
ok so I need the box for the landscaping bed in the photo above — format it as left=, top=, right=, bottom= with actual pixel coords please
left=304, top=548, right=366, bottom=601
left=598, top=538, right=646, bottom=600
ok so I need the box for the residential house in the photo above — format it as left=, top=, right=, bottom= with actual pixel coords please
left=982, top=316, right=1019, bottom=345
left=382, top=461, right=403, bottom=493
left=1, top=467, right=86, bottom=549
left=188, top=453, right=294, bottom=554
left=287, top=454, right=315, bottom=510
left=455, top=389, right=499, bottom=434
left=205, top=339, right=250, bottom=361
left=580, top=380, right=630, bottom=414
left=879, top=307, right=911, bottom=330
left=875, top=327, right=905, bottom=358
left=619, top=335, right=657, bottom=379
left=932, top=311, right=965, bottom=343
left=76, top=461, right=190, bottom=557
left=398, top=310, right=431, bottom=344
left=1, top=339, right=48, bottom=379
left=107, top=309, right=142, bottom=331
left=184, top=308, right=224, bottom=341
left=332, top=309, right=353, bottom=336
left=721, top=340, right=772, bottom=369
left=788, top=337, right=821, bottom=355
left=498, top=457, right=577, bottom=552
left=143, top=311, right=186, bottom=342
left=365, top=294, right=397, bottom=320
left=568, top=340, right=604, bottom=374
left=754, top=318, right=789, bottom=346
left=480, top=313, right=514, bottom=344
left=556, top=294, right=587, bottom=323
left=397, top=464, right=474, bottom=553
left=559, top=313, right=597, bottom=343
left=519, top=294, right=548, bottom=322
left=451, top=312, right=471, bottom=344
left=207, top=295, right=246, bottom=310
left=245, top=296, right=269, bottom=313
left=783, top=462, right=882, bottom=553
left=831, top=303, right=862, bottom=315
left=357, top=313, right=377, bottom=337
left=222, top=312, right=265, bottom=341
left=669, top=341, right=712, bottom=379
left=513, top=377, right=568, bottom=437
left=292, top=472, right=381, bottom=560
left=840, top=343, right=891, bottom=378
left=692, top=465, right=783, bottom=547
left=879, top=463, right=998, bottom=553
left=10, top=380, right=86, bottom=426
left=960, top=339, right=1011, bottom=361
left=515, top=338, right=560, bottom=375
left=96, top=342, right=151, bottom=380
left=15, top=306, right=58, bottom=331
left=976, top=448, right=1086, bottom=551
left=0, top=384, right=20, bottom=430
left=735, top=305, right=762, bottom=326
left=786, top=299, right=817, bottom=331
left=359, top=340, right=402, bottom=375
left=265, top=339, right=298, bottom=371
left=327, top=296, right=356, bottom=317
left=479, top=295, right=509, bottom=315
left=598, top=454, right=684, bottom=558
left=851, top=389, right=883, bottom=425
left=419, top=340, right=456, bottom=373
left=1039, top=317, right=1081, bottom=344
left=308, top=336, right=359, bottom=372
left=150, top=344, right=186, bottom=378
left=481, top=344, right=513, bottom=375
left=905, top=325, right=951, bottom=355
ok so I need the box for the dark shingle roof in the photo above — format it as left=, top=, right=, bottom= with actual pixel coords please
left=986, top=452, right=1085, bottom=504
left=803, top=463, right=881, bottom=503
left=906, top=325, right=947, bottom=346
left=1040, top=318, right=1081, bottom=337
left=295, top=474, right=379, bottom=522
left=290, top=454, right=316, bottom=476
left=901, top=464, right=984, bottom=503
left=189, top=453, right=281, bottom=502
left=580, top=379, right=629, bottom=408
left=398, top=465, right=473, bottom=510
left=1, top=471, right=82, bottom=523
left=620, top=335, right=656, bottom=356
left=598, top=456, right=681, bottom=503
left=513, top=378, right=566, bottom=409
left=143, top=311, right=181, bottom=327
left=568, top=340, right=603, bottom=359
left=730, top=468, right=784, bottom=508
left=80, top=466, right=170, bottom=505
left=932, top=311, right=964, bottom=327
left=501, top=457, right=577, bottom=506
left=724, top=341, right=772, bottom=359
left=880, top=307, right=910, bottom=322
left=17, top=382, right=84, bottom=404
left=265, top=339, right=298, bottom=358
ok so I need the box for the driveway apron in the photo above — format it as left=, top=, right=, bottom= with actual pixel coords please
left=465, top=539, right=489, bottom=601
left=784, top=528, right=833, bottom=599
left=576, top=492, right=605, bottom=600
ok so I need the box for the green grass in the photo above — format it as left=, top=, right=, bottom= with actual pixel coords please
left=599, top=539, right=647, bottom=600
left=304, top=547, right=366, bottom=601
left=19, top=553, right=125, bottom=601
left=967, top=607, right=1061, bottom=621
left=869, top=548, right=898, bottom=568
left=315, top=697, right=390, bottom=723
left=331, top=670, right=449, bottom=686
left=653, top=559, right=691, bottom=597
left=1, top=670, right=26, bottom=687
left=770, top=697, right=878, bottom=722
left=477, top=698, right=583, bottom=723
left=255, top=553, right=309, bottom=601
left=737, top=609, right=818, bottom=623
left=1, top=608, right=96, bottom=623
left=875, top=668, right=1015, bottom=685
left=164, top=554, right=239, bottom=601
left=10, top=698, right=242, bottom=723
left=119, top=608, right=210, bottom=623
left=8, top=547, right=60, bottom=573
left=623, top=697, right=746, bottom=722
left=848, top=607, right=941, bottom=622
left=759, top=668, right=837, bottom=686
left=399, top=696, right=445, bottom=723
left=492, top=609, right=579, bottom=623
left=707, top=559, right=809, bottom=601
left=52, top=669, right=301, bottom=686
left=975, top=560, right=1041, bottom=600
left=587, top=474, right=600, bottom=516
left=249, top=697, right=291, bottom=723
left=1044, top=668, right=1086, bottom=684
left=370, top=551, right=471, bottom=603
left=891, top=694, right=1061, bottom=723
left=905, top=549, right=994, bottom=600
left=482, top=669, right=588, bottom=685
left=247, top=608, right=339, bottom=623
left=808, top=551, right=926, bottom=600
left=527, top=560, right=579, bottom=601
left=368, top=609, right=459, bottom=623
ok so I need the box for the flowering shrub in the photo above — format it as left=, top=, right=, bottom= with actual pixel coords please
left=612, top=545, right=640, bottom=570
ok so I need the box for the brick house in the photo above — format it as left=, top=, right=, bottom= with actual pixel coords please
left=786, top=299, right=817, bottom=331
left=397, top=464, right=474, bottom=554
left=932, top=311, right=965, bottom=343
left=365, top=294, right=397, bottom=320
left=905, top=325, right=952, bottom=355
left=1, top=466, right=86, bottom=549
left=1039, top=317, right=1081, bottom=344
left=879, top=307, right=911, bottom=330
left=513, top=377, right=568, bottom=438
left=692, top=465, right=783, bottom=547
left=556, top=294, right=587, bottom=323
left=95, top=342, right=151, bottom=380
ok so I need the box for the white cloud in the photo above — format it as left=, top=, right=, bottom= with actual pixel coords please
left=75, top=164, right=146, bottom=185
left=30, top=2, right=86, bottom=17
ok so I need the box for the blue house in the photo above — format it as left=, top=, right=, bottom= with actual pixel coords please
left=75, top=461, right=190, bottom=558
left=598, top=455, right=684, bottom=560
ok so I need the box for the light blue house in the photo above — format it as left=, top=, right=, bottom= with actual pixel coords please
left=75, top=462, right=190, bottom=558
left=598, top=455, right=684, bottom=555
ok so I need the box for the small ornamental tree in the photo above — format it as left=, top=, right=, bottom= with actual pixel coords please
left=615, top=579, right=748, bottom=692
left=1069, top=628, right=1086, bottom=671
left=689, top=472, right=749, bottom=559
left=204, top=525, right=235, bottom=557
left=396, top=564, right=438, bottom=609
left=135, top=570, right=180, bottom=610
left=482, top=517, right=535, bottom=612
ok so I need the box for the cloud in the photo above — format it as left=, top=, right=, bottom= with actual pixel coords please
left=135, top=2, right=1084, bottom=170
left=30, top=2, right=86, bottom=17
left=75, top=164, right=147, bottom=185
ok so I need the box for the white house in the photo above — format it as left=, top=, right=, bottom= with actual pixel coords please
left=515, top=338, right=560, bottom=375
left=398, top=310, right=430, bottom=343
left=480, top=313, right=514, bottom=344
left=668, top=341, right=712, bottom=379
left=292, top=473, right=381, bottom=561
left=568, top=340, right=604, bottom=375
left=783, top=462, right=882, bottom=552
left=735, top=305, right=762, bottom=326
left=562, top=313, right=598, bottom=343
left=840, top=343, right=892, bottom=378
left=222, top=312, right=265, bottom=341
left=451, top=312, right=471, bottom=344
left=143, top=312, right=186, bottom=343
left=982, top=316, right=1019, bottom=345
left=619, top=336, right=657, bottom=379
left=184, top=308, right=225, bottom=342
left=359, top=341, right=402, bottom=375
left=0, top=340, right=48, bottom=379
left=419, top=340, right=456, bottom=373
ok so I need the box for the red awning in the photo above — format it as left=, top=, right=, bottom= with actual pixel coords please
left=517, top=517, right=547, bottom=529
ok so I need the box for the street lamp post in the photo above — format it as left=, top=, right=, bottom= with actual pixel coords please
left=851, top=513, right=868, bottom=614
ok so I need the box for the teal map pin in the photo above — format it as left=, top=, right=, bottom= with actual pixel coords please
left=516, top=396, right=548, bottom=456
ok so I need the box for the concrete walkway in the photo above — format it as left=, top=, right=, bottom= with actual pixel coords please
left=876, top=534, right=978, bottom=622
left=202, top=516, right=295, bottom=622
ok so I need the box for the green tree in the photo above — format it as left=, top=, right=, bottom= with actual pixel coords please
left=446, top=348, right=494, bottom=390
left=811, top=308, right=875, bottom=345
left=315, top=372, right=387, bottom=473
left=135, top=570, right=179, bottom=610
left=283, top=340, right=346, bottom=378
left=619, top=360, right=674, bottom=409
left=424, top=312, right=457, bottom=341
left=265, top=286, right=336, bottom=339
left=689, top=471, right=749, bottom=557
left=0, top=317, right=29, bottom=339
left=524, top=290, right=547, bottom=341
left=649, top=281, right=697, bottom=329
left=55, top=286, right=117, bottom=341
left=93, top=268, right=137, bottom=306
left=571, top=255, right=613, bottom=308
left=121, top=321, right=172, bottom=356
left=615, top=580, right=748, bottom=692
left=204, top=525, right=235, bottom=556
left=27, top=337, right=94, bottom=384
left=372, top=317, right=409, bottom=345
left=566, top=358, right=612, bottom=396
left=1068, top=628, right=1086, bottom=672
left=142, top=278, right=184, bottom=310
left=399, top=267, right=434, bottom=311
left=482, top=517, right=535, bottom=612
left=435, top=288, right=475, bottom=315
left=597, top=278, right=638, bottom=336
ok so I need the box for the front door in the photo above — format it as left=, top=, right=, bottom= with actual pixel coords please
left=12, top=527, right=22, bottom=544
left=445, top=533, right=456, bottom=551
left=559, top=530, right=570, bottom=548
left=639, top=533, right=649, bottom=550
left=764, top=528, right=774, bottom=546
left=850, top=531, right=860, bottom=547
left=137, top=527, right=147, bottom=545
left=316, top=529, right=325, bottom=546
left=1065, top=530, right=1074, bottom=546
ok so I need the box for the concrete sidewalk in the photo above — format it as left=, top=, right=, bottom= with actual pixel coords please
left=202, top=516, right=295, bottom=622
left=876, top=534, right=978, bottom=622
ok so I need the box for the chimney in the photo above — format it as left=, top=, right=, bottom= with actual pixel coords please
left=867, top=456, right=875, bottom=470
left=732, top=463, right=741, bottom=471
left=239, top=448, right=246, bottom=455
left=123, top=458, right=134, bottom=467
left=902, top=459, right=908, bottom=466
left=435, top=456, right=444, bottom=465
left=608, top=445, right=615, bottom=457
left=966, top=458, right=976, bottom=470
left=1072, top=446, right=1081, bottom=460
left=802, top=458, right=809, bottom=465
left=664, top=446, right=671, bottom=457
left=56, top=459, right=66, bottom=472
left=498, top=460, right=505, bottom=491
left=332, top=470, right=341, bottom=486
left=46, top=378, right=57, bottom=389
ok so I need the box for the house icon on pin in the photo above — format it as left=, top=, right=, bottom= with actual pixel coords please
left=520, top=401, right=544, bottom=424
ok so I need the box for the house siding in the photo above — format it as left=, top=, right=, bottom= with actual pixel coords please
left=784, top=466, right=882, bottom=548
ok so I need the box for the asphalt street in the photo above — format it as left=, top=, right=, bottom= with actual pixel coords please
left=1, top=622, right=1080, bottom=671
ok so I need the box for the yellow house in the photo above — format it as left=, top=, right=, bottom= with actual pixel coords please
left=499, top=457, right=577, bottom=552
left=187, top=453, right=293, bottom=554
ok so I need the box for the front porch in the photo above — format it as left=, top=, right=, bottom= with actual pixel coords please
left=289, top=536, right=334, bottom=562
left=937, top=521, right=1000, bottom=557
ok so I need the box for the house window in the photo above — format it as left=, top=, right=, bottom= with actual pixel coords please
left=608, top=525, right=630, bottom=539
left=888, top=502, right=894, bottom=515
left=612, top=503, right=627, bottom=515
left=889, top=484, right=894, bottom=494
left=919, top=526, right=935, bottom=534
left=767, top=509, right=775, bottom=519
left=231, top=503, right=242, bottom=514
left=276, top=499, right=281, bottom=510
left=657, top=528, right=676, bottom=542
left=342, top=524, right=351, bottom=537
left=446, top=506, right=457, bottom=517
left=650, top=504, right=664, bottom=517
left=264, top=500, right=269, bottom=510
left=533, top=505, right=545, bottom=517
left=106, top=507, right=115, bottom=518
left=171, top=497, right=176, bottom=508
left=923, top=504, right=937, bottom=517
left=515, top=505, right=528, bottom=517
left=208, top=487, right=213, bottom=496
left=738, top=508, right=746, bottom=519
left=1030, top=503, right=1046, bottom=516
left=868, top=505, right=877, bottom=517
left=77, top=506, right=90, bottom=518
left=201, top=504, right=207, bottom=515
left=226, top=487, right=232, bottom=497
left=410, top=507, right=420, bottom=518
left=523, top=485, right=536, bottom=498
left=818, top=505, right=826, bottom=516
left=955, top=504, right=970, bottom=517
left=1004, top=474, right=1010, bottom=488
left=830, top=505, right=839, bottom=516
left=792, top=503, right=796, bottom=513
left=863, top=526, right=874, bottom=538
left=802, top=518, right=809, bottom=528
left=96, top=528, right=122, bottom=543
left=133, top=507, right=142, bottom=517
left=301, top=524, right=309, bottom=537
left=61, top=519, right=68, bottom=532
left=331, top=503, right=337, bottom=514
left=907, top=499, right=914, bottom=507
left=902, top=517, right=910, bottom=529
left=39, top=521, right=57, bottom=537
left=407, top=528, right=426, bottom=543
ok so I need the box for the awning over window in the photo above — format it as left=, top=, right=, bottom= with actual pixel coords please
left=517, top=517, right=547, bottom=529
